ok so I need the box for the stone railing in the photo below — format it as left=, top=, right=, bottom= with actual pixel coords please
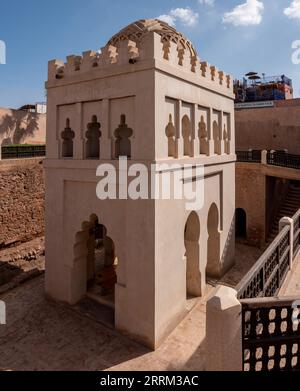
left=240, top=297, right=300, bottom=371
left=1, top=145, right=46, bottom=160
left=236, top=149, right=300, bottom=170
left=293, top=210, right=300, bottom=257
left=206, top=213, right=300, bottom=372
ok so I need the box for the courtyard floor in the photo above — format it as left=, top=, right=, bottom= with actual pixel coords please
left=1, top=241, right=298, bottom=372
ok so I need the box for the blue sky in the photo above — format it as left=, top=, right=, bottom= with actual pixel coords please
left=0, top=0, right=299, bottom=108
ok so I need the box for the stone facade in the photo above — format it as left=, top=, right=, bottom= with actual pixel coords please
left=45, top=19, right=236, bottom=349
left=236, top=99, right=300, bottom=154
left=0, top=158, right=45, bottom=248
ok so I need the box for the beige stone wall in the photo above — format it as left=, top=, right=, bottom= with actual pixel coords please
left=0, top=107, right=46, bottom=146
left=236, top=99, right=300, bottom=154
left=0, top=158, right=45, bottom=248
left=236, top=163, right=266, bottom=247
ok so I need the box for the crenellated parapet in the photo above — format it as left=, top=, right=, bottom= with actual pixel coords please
left=47, top=19, right=233, bottom=96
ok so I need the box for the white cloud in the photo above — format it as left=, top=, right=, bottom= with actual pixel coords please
left=158, top=14, right=176, bottom=27
left=223, top=0, right=264, bottom=26
left=158, top=7, right=199, bottom=27
left=199, top=0, right=215, bottom=6
left=284, top=1, right=300, bottom=19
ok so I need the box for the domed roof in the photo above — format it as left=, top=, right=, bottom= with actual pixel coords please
left=106, top=19, right=197, bottom=58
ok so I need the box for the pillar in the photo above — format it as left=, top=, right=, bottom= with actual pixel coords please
left=206, top=285, right=243, bottom=371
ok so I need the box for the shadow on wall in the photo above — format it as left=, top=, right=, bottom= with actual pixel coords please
left=0, top=111, right=40, bottom=146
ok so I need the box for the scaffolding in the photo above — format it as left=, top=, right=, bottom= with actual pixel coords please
left=234, top=72, right=293, bottom=103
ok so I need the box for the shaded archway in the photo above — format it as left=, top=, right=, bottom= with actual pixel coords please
left=235, top=208, right=247, bottom=239
left=74, top=214, right=118, bottom=310
left=206, top=203, right=221, bottom=279
left=184, top=212, right=202, bottom=298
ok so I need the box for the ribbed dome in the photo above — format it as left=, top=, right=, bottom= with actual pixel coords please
left=106, top=19, right=197, bottom=58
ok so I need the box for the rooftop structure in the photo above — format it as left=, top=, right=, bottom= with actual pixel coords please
left=234, top=72, right=293, bottom=105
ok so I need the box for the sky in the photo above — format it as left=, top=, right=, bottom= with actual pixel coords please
left=0, top=0, right=299, bottom=108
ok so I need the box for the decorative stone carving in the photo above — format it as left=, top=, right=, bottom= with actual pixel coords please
left=165, top=114, right=176, bottom=158
left=85, top=115, right=102, bottom=159
left=199, top=116, right=209, bottom=156
left=223, top=124, right=230, bottom=154
left=114, top=115, right=133, bottom=158
left=182, top=115, right=192, bottom=157
left=61, top=118, right=75, bottom=158
left=107, top=19, right=197, bottom=58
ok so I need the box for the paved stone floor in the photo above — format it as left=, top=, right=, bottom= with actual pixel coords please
left=0, top=276, right=209, bottom=371
left=279, top=252, right=300, bottom=296
left=0, top=241, right=283, bottom=372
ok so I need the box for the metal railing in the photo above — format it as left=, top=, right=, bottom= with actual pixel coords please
left=267, top=151, right=300, bottom=170
left=236, top=226, right=291, bottom=300
left=236, top=149, right=300, bottom=170
left=236, top=150, right=261, bottom=163
left=241, top=297, right=300, bottom=372
left=1, top=145, right=46, bottom=160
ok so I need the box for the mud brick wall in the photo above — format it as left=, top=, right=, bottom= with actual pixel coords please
left=0, top=158, right=45, bottom=248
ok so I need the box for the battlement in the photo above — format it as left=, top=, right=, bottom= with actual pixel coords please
left=48, top=30, right=233, bottom=95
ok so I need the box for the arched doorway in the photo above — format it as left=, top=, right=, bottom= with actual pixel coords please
left=235, top=208, right=247, bottom=239
left=84, top=215, right=118, bottom=309
left=184, top=212, right=202, bottom=298
left=206, top=203, right=221, bottom=279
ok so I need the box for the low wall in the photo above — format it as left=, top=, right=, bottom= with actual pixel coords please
left=0, top=158, right=45, bottom=248
left=0, top=107, right=46, bottom=146
left=236, top=99, right=300, bottom=154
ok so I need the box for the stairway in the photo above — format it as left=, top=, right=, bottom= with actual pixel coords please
left=268, top=185, right=300, bottom=242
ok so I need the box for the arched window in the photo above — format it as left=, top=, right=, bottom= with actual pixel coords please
left=198, top=116, right=209, bottom=155
left=182, top=115, right=192, bottom=157
left=213, top=121, right=221, bottom=155
left=115, top=114, right=133, bottom=159
left=223, top=124, right=230, bottom=154
left=85, top=115, right=102, bottom=159
left=61, top=118, right=75, bottom=158
left=165, top=114, right=176, bottom=158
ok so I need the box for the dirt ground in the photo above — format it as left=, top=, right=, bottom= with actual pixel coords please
left=0, top=237, right=45, bottom=294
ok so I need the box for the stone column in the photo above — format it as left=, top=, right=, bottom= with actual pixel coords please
left=206, top=285, right=243, bottom=371
left=101, top=99, right=112, bottom=160
left=192, top=104, right=199, bottom=157
left=74, top=102, right=83, bottom=159
left=279, top=217, right=294, bottom=269
left=176, top=100, right=184, bottom=158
